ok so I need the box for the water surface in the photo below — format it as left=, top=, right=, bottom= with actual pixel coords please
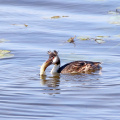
left=0, top=0, right=120, bottom=120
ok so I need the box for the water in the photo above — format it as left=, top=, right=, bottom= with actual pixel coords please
left=0, top=0, right=120, bottom=120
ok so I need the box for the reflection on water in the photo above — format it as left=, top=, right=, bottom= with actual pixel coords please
left=40, top=75, right=60, bottom=95
left=40, top=75, right=60, bottom=87
left=40, top=70, right=102, bottom=96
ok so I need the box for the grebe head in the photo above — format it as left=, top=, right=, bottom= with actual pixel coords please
left=47, top=50, right=60, bottom=65
left=40, top=50, right=60, bottom=75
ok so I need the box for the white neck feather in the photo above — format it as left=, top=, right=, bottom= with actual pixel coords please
left=51, top=64, right=60, bottom=74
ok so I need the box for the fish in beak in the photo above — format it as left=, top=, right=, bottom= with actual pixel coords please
left=40, top=58, right=52, bottom=76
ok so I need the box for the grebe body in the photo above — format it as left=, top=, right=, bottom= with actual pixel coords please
left=40, top=50, right=101, bottom=75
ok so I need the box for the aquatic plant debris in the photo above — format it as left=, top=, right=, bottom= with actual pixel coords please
left=12, top=24, right=28, bottom=27
left=77, top=36, right=90, bottom=41
left=95, top=36, right=110, bottom=44
left=51, top=16, right=69, bottom=19
left=108, top=7, right=120, bottom=25
left=51, top=16, right=60, bottom=19
left=66, top=35, right=76, bottom=47
left=77, top=36, right=109, bottom=44
left=108, top=7, right=120, bottom=15
left=67, top=36, right=76, bottom=43
left=94, top=39, right=105, bottom=44
left=0, top=38, right=8, bottom=43
left=62, top=16, right=69, bottom=17
left=114, top=34, right=120, bottom=37
left=0, top=50, right=14, bottom=59
left=109, top=21, right=120, bottom=25
left=109, top=15, right=120, bottom=25
left=0, top=50, right=10, bottom=54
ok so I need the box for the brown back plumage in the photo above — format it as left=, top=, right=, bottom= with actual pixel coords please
left=59, top=61, right=101, bottom=74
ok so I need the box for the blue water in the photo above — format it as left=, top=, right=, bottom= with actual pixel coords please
left=0, top=0, right=120, bottom=120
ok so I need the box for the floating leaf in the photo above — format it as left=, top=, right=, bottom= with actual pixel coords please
left=12, top=24, right=28, bottom=27
left=51, top=16, right=69, bottom=19
left=0, top=50, right=14, bottom=59
left=0, top=53, right=14, bottom=59
left=62, top=16, right=69, bottom=18
left=77, top=35, right=106, bottom=44
left=95, top=39, right=105, bottom=44
left=96, top=36, right=110, bottom=38
left=77, top=36, right=90, bottom=40
left=0, top=38, right=8, bottom=43
left=24, top=24, right=28, bottom=27
left=0, top=50, right=10, bottom=54
left=114, top=34, right=120, bottom=37
left=51, top=16, right=61, bottom=19
left=109, top=21, right=120, bottom=25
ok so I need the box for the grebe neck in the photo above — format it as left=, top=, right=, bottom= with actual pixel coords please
left=51, top=64, right=60, bottom=74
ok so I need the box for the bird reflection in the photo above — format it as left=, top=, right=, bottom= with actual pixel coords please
left=40, top=75, right=60, bottom=95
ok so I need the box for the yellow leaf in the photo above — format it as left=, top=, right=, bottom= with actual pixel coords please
left=51, top=16, right=61, bottom=19
left=0, top=50, right=14, bottom=59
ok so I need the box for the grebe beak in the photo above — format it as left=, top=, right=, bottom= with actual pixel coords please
left=45, top=57, right=53, bottom=66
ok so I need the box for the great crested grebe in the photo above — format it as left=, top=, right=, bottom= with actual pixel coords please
left=40, top=50, right=102, bottom=75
